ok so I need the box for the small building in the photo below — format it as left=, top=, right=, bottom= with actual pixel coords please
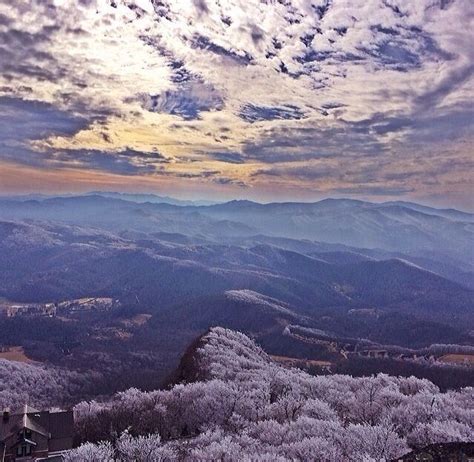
left=0, top=405, right=73, bottom=461
left=359, top=349, right=389, bottom=359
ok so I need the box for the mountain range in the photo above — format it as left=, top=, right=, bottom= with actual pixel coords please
left=0, top=193, right=473, bottom=347
left=0, top=193, right=472, bottom=391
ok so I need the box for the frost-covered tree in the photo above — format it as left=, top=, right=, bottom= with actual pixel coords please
left=68, top=328, right=474, bottom=461
left=115, top=431, right=174, bottom=461
left=64, top=441, right=114, bottom=462
left=0, top=359, right=95, bottom=410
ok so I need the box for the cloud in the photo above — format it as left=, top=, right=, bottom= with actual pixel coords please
left=239, top=104, right=306, bottom=123
left=191, top=33, right=253, bottom=65
left=208, top=151, right=246, bottom=164
left=192, top=0, right=210, bottom=16
left=331, top=185, right=415, bottom=196
left=252, top=164, right=339, bottom=180
left=0, top=96, right=171, bottom=174
left=135, top=81, right=223, bottom=120
left=0, top=0, right=472, bottom=205
left=49, top=147, right=169, bottom=174
left=0, top=96, right=89, bottom=142
left=212, top=177, right=248, bottom=187
left=241, top=120, right=385, bottom=164
left=414, top=64, right=474, bottom=111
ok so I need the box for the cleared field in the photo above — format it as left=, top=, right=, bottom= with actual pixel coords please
left=0, top=346, right=33, bottom=363
left=439, top=354, right=474, bottom=365
left=121, top=313, right=152, bottom=327
left=271, top=355, right=332, bottom=368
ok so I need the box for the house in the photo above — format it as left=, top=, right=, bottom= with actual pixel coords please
left=0, top=405, right=73, bottom=461
left=358, top=349, right=389, bottom=359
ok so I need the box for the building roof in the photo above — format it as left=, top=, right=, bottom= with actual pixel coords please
left=0, top=405, right=74, bottom=453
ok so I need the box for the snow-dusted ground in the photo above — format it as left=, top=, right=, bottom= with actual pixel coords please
left=225, top=289, right=301, bottom=318
left=68, top=327, right=474, bottom=461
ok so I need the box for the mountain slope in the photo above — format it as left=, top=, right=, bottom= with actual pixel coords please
left=0, top=196, right=472, bottom=268
left=1, top=220, right=472, bottom=335
left=153, top=290, right=307, bottom=335
left=199, top=198, right=474, bottom=267
left=69, top=327, right=474, bottom=461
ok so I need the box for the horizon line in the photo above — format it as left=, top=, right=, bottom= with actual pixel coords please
left=0, top=191, right=472, bottom=214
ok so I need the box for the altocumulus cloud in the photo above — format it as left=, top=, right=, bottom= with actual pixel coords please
left=239, top=104, right=306, bottom=123
left=49, top=147, right=170, bottom=174
left=0, top=0, right=472, bottom=205
left=134, top=81, right=223, bottom=120
left=0, top=96, right=170, bottom=174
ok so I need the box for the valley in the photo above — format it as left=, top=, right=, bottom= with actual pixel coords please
left=0, top=194, right=472, bottom=400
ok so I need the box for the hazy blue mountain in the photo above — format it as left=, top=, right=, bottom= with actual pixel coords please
left=0, top=192, right=219, bottom=207
left=0, top=196, right=256, bottom=238
left=1, top=218, right=472, bottom=339
left=199, top=198, right=474, bottom=269
left=384, top=200, right=474, bottom=222
left=0, top=196, right=472, bottom=330
left=85, top=191, right=218, bottom=206
left=1, top=196, right=472, bottom=262
left=152, top=289, right=307, bottom=334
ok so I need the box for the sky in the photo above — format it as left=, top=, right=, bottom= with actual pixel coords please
left=0, top=0, right=473, bottom=208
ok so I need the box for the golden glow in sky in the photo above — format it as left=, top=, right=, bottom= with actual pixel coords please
left=0, top=0, right=473, bottom=207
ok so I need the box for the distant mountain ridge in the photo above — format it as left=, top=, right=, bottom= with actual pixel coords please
left=2, top=193, right=472, bottom=216
left=0, top=191, right=219, bottom=207
left=197, top=198, right=474, bottom=265
left=85, top=191, right=219, bottom=206
left=0, top=194, right=472, bottom=285
left=0, top=197, right=473, bottom=397
left=1, top=218, right=472, bottom=349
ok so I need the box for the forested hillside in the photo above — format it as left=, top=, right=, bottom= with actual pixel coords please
left=67, top=328, right=474, bottom=461
left=0, top=359, right=99, bottom=410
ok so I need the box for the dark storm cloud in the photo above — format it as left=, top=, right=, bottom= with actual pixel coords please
left=0, top=13, right=11, bottom=26
left=414, top=64, right=474, bottom=111
left=0, top=18, right=70, bottom=84
left=0, top=28, right=52, bottom=47
left=164, top=168, right=247, bottom=186
left=175, top=170, right=220, bottom=178
left=168, top=59, right=196, bottom=84
left=350, top=106, right=474, bottom=143
left=193, top=0, right=210, bottom=16
left=1, top=60, right=66, bottom=82
left=242, top=97, right=474, bottom=193
left=54, top=92, right=119, bottom=122
left=245, top=104, right=474, bottom=165
left=321, top=102, right=346, bottom=110
left=252, top=165, right=339, bottom=180
left=1, top=144, right=170, bottom=176
left=382, top=171, right=423, bottom=181
left=213, top=177, right=247, bottom=187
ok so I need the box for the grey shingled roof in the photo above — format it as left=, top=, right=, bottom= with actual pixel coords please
left=0, top=406, right=73, bottom=445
